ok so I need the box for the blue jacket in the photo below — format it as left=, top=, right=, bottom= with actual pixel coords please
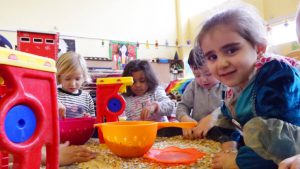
left=220, top=60, right=300, bottom=169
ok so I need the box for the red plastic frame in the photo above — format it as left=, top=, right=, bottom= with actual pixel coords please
left=96, top=83, right=125, bottom=143
left=0, top=65, right=59, bottom=169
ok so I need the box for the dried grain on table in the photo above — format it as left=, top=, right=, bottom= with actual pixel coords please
left=77, top=136, right=221, bottom=169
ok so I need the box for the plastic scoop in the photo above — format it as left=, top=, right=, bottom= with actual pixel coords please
left=144, top=146, right=206, bottom=164
left=156, top=121, right=197, bottom=129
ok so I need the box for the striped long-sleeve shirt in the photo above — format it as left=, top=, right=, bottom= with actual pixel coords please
left=57, top=88, right=95, bottom=118
left=124, top=86, right=175, bottom=121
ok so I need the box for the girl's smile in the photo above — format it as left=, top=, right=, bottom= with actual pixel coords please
left=219, top=69, right=237, bottom=80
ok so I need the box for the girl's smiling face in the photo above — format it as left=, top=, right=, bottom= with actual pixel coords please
left=200, top=25, right=262, bottom=89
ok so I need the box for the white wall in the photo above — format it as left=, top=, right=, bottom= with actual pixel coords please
left=0, top=0, right=178, bottom=59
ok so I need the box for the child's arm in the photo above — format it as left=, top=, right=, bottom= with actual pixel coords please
left=41, top=142, right=96, bottom=166
left=152, top=86, right=175, bottom=116
left=176, top=82, right=195, bottom=121
left=58, top=142, right=96, bottom=166
left=86, top=93, right=95, bottom=117
left=175, top=81, right=198, bottom=139
left=58, top=102, right=66, bottom=119
left=243, top=117, right=300, bottom=164
left=242, top=61, right=300, bottom=164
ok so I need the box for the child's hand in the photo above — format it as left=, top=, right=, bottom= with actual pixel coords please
left=83, top=112, right=91, bottom=117
left=58, top=103, right=66, bottom=119
left=180, top=115, right=197, bottom=139
left=140, top=102, right=158, bottom=120
left=183, top=128, right=194, bottom=139
left=59, top=141, right=97, bottom=166
left=212, top=150, right=238, bottom=169
left=213, top=141, right=238, bottom=169
left=221, top=141, right=238, bottom=152
left=192, top=114, right=217, bottom=139
left=140, top=106, right=154, bottom=120
left=279, top=154, right=300, bottom=169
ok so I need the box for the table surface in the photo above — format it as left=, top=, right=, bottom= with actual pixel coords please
left=60, top=136, right=221, bottom=169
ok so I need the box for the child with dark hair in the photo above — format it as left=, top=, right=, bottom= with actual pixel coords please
left=176, top=49, right=225, bottom=139
left=122, top=59, right=175, bottom=121
left=196, top=3, right=300, bottom=169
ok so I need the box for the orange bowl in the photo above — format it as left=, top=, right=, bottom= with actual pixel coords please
left=99, top=121, right=157, bottom=158
left=59, top=117, right=96, bottom=145
left=95, top=121, right=197, bottom=158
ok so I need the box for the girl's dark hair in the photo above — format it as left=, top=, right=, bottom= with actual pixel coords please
left=188, top=48, right=205, bottom=69
left=122, top=59, right=159, bottom=96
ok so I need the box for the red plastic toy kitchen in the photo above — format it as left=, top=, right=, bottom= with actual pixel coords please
left=0, top=47, right=59, bottom=169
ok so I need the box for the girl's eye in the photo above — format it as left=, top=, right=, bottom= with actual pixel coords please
left=206, top=54, right=217, bottom=61
left=226, top=47, right=238, bottom=55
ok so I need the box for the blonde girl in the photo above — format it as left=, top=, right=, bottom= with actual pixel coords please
left=56, top=51, right=95, bottom=118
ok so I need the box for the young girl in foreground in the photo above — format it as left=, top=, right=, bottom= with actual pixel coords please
left=122, top=59, right=175, bottom=121
left=196, top=4, right=300, bottom=169
left=56, top=51, right=95, bottom=118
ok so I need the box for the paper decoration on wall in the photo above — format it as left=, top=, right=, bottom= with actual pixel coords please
left=146, top=40, right=150, bottom=49
left=291, top=42, right=300, bottom=50
left=109, top=41, right=137, bottom=70
left=155, top=40, right=158, bottom=48
left=174, top=51, right=179, bottom=60
left=0, top=34, right=13, bottom=49
left=187, top=40, right=191, bottom=46
left=284, top=20, right=289, bottom=27
left=165, top=40, right=169, bottom=47
left=165, top=78, right=193, bottom=95
left=58, top=39, right=76, bottom=56
left=266, top=24, right=271, bottom=32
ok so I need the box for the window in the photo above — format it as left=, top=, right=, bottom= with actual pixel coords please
left=267, top=20, right=297, bottom=46
left=33, top=38, right=43, bottom=43
left=45, top=39, right=54, bottom=44
left=20, top=37, right=30, bottom=42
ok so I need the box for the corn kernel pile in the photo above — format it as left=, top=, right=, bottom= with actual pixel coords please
left=74, top=136, right=221, bottom=169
